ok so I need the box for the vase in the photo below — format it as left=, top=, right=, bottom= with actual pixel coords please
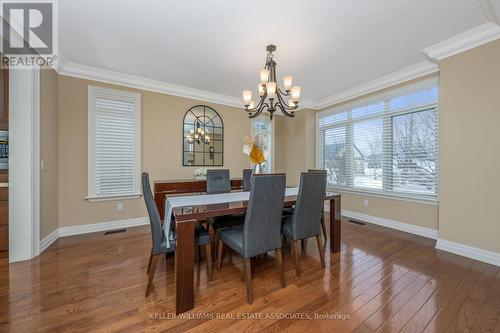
left=253, top=163, right=263, bottom=174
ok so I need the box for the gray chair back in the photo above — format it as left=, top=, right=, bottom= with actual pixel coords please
left=142, top=172, right=163, bottom=255
left=291, top=173, right=327, bottom=240
left=242, top=174, right=286, bottom=258
left=308, top=169, right=327, bottom=175
left=243, top=169, right=253, bottom=191
left=308, top=169, right=327, bottom=186
left=206, top=169, right=231, bottom=194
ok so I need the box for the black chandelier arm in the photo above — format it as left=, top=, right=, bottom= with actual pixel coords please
left=245, top=92, right=267, bottom=113
left=278, top=88, right=291, bottom=96
left=275, top=102, right=297, bottom=117
left=248, top=102, right=270, bottom=119
left=276, top=89, right=299, bottom=111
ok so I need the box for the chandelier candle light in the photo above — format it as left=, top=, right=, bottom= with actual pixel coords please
left=242, top=45, right=301, bottom=120
left=186, top=122, right=210, bottom=145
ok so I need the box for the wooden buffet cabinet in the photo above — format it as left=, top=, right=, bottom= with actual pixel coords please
left=0, top=186, right=7, bottom=251
left=153, top=178, right=243, bottom=218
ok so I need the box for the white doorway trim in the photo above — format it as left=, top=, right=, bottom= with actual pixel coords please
left=9, top=68, right=41, bottom=262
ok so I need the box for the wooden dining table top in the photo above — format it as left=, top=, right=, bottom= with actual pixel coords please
left=172, top=191, right=340, bottom=222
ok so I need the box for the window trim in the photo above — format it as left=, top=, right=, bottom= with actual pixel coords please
left=316, top=78, right=439, bottom=201
left=87, top=85, right=142, bottom=202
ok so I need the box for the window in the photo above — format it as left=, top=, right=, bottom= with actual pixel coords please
left=88, top=86, right=141, bottom=201
left=251, top=115, right=274, bottom=173
left=317, top=79, right=438, bottom=200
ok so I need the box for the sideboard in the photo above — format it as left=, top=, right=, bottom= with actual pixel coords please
left=153, top=178, right=243, bottom=217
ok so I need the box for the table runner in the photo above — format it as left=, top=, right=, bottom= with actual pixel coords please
left=163, top=187, right=300, bottom=247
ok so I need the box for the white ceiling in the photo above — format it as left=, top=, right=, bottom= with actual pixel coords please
left=60, top=0, right=495, bottom=102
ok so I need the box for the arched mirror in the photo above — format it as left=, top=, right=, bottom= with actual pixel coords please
left=183, top=105, right=224, bottom=166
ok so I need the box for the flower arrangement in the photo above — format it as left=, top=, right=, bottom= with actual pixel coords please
left=242, top=133, right=269, bottom=173
left=193, top=167, right=207, bottom=181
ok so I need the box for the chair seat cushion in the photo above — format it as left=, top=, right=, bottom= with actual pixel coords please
left=218, top=225, right=244, bottom=256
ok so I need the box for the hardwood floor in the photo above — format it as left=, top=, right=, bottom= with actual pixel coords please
left=1, top=218, right=499, bottom=332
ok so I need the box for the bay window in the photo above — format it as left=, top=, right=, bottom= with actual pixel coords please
left=317, top=78, right=438, bottom=200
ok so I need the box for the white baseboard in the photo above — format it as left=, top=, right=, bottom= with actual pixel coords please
left=38, top=218, right=149, bottom=254
left=436, top=238, right=500, bottom=267
left=341, top=209, right=438, bottom=240
left=39, top=229, right=59, bottom=253
left=58, top=217, right=149, bottom=237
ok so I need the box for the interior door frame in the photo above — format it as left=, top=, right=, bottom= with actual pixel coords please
left=8, top=68, right=40, bottom=262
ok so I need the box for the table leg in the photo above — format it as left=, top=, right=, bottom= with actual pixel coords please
left=329, top=198, right=341, bottom=253
left=175, top=219, right=195, bottom=314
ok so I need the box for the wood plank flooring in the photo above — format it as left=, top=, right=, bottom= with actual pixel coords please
left=1, top=218, right=499, bottom=332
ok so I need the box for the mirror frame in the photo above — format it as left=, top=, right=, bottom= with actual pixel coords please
left=182, top=105, right=224, bottom=166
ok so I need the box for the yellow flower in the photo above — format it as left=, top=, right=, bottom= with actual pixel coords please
left=249, top=144, right=265, bottom=164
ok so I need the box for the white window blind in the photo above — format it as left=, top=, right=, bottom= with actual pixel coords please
left=317, top=78, right=438, bottom=201
left=88, top=86, right=141, bottom=200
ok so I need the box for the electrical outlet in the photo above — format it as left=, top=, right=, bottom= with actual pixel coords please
left=363, top=199, right=369, bottom=207
left=117, top=203, right=124, bottom=211
left=40, top=160, right=45, bottom=171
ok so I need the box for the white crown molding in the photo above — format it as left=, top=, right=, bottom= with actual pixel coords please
left=58, top=62, right=242, bottom=108
left=423, top=22, right=500, bottom=62
left=298, top=98, right=318, bottom=110
left=341, top=209, right=438, bottom=240
left=436, top=238, right=500, bottom=267
left=313, top=61, right=438, bottom=110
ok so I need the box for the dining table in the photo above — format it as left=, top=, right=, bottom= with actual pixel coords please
left=165, top=188, right=341, bottom=314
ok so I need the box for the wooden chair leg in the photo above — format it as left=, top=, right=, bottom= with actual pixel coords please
left=216, top=239, right=224, bottom=271
left=276, top=248, right=286, bottom=288
left=214, top=230, right=220, bottom=260
left=145, top=255, right=159, bottom=297
left=205, top=243, right=213, bottom=281
left=244, top=258, right=253, bottom=304
left=291, top=240, right=300, bottom=277
left=301, top=239, right=307, bottom=255
left=147, top=250, right=153, bottom=274
left=315, top=235, right=325, bottom=268
left=321, top=216, right=327, bottom=243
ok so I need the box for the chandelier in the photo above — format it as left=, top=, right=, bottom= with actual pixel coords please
left=242, top=44, right=301, bottom=120
left=186, top=122, right=210, bottom=145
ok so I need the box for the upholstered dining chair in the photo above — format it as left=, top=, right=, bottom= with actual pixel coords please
left=281, top=172, right=327, bottom=277
left=216, top=174, right=287, bottom=304
left=142, top=172, right=213, bottom=297
left=206, top=169, right=242, bottom=257
left=283, top=170, right=328, bottom=243
left=206, top=169, right=231, bottom=194
left=243, top=169, right=253, bottom=191
left=308, top=169, right=328, bottom=241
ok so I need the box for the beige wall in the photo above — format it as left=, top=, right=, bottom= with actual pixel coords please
left=58, top=75, right=250, bottom=228
left=439, top=40, right=500, bottom=253
left=274, top=109, right=316, bottom=186
left=40, top=69, right=59, bottom=238
left=341, top=193, right=438, bottom=230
